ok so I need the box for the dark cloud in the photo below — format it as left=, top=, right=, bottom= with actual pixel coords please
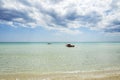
left=47, top=0, right=63, bottom=4
left=48, top=12, right=67, bottom=27
left=66, top=11, right=79, bottom=21
left=0, top=1, right=35, bottom=27
left=65, top=11, right=102, bottom=28
left=105, top=20, right=120, bottom=32
left=77, top=12, right=101, bottom=24
left=0, top=8, right=32, bottom=22
left=18, top=0, right=31, bottom=6
left=0, top=0, right=34, bottom=25
left=112, top=20, right=120, bottom=26
left=105, top=27, right=120, bottom=32
left=39, top=7, right=67, bottom=27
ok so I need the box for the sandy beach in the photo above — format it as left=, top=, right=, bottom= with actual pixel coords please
left=0, top=69, right=120, bottom=80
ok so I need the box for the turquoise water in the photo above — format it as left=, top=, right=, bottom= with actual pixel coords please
left=0, top=42, right=120, bottom=74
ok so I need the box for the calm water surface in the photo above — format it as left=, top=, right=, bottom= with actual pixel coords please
left=0, top=42, right=120, bottom=74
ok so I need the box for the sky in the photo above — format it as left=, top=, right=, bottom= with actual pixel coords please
left=0, top=0, right=120, bottom=42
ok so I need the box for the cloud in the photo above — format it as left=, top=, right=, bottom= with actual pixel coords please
left=104, top=20, right=120, bottom=33
left=0, top=0, right=120, bottom=34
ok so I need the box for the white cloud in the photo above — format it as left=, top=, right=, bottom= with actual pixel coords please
left=0, top=0, right=120, bottom=34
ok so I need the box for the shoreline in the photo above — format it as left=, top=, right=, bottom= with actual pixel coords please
left=0, top=69, right=120, bottom=80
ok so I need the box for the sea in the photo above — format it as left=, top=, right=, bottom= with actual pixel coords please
left=0, top=42, right=120, bottom=74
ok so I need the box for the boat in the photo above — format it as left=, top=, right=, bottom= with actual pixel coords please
left=48, top=43, right=51, bottom=45
left=66, top=44, right=75, bottom=47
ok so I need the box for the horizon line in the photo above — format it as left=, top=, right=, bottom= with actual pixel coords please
left=0, top=41, right=120, bottom=43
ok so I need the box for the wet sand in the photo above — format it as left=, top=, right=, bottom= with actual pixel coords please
left=0, top=69, right=120, bottom=80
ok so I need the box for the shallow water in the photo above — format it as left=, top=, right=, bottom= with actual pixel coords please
left=0, top=42, right=120, bottom=74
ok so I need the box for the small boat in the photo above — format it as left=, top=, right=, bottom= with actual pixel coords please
left=66, top=44, right=75, bottom=47
left=48, top=43, right=51, bottom=45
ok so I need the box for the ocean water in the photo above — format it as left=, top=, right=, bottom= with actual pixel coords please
left=0, top=42, right=120, bottom=74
